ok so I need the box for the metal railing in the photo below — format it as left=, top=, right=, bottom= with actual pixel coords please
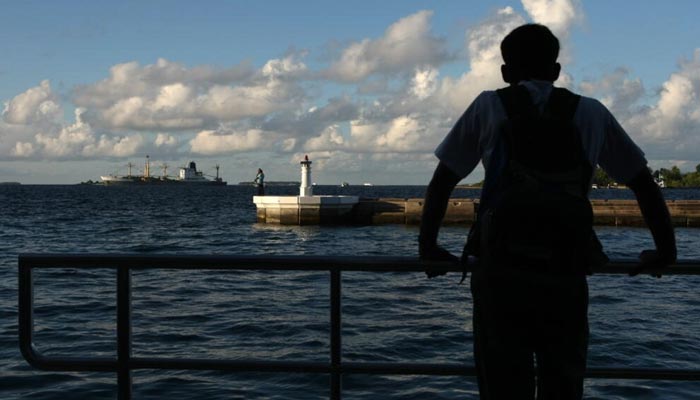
left=18, top=254, right=700, bottom=399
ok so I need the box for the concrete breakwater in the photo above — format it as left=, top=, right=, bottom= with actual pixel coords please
left=255, top=198, right=700, bottom=227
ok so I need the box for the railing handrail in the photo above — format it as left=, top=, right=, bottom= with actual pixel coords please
left=17, top=252, right=700, bottom=274
left=18, top=254, right=700, bottom=400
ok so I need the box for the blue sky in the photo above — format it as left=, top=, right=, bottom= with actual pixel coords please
left=1, top=0, right=700, bottom=184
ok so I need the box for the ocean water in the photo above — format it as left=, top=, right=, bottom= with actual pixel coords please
left=1, top=184, right=699, bottom=399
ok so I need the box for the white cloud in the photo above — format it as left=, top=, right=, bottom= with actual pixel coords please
left=291, top=150, right=353, bottom=172
left=12, top=142, right=35, bottom=157
left=521, top=0, right=582, bottom=39
left=73, top=58, right=253, bottom=107
left=34, top=108, right=95, bottom=158
left=376, top=115, right=424, bottom=151
left=194, top=81, right=292, bottom=120
left=73, top=56, right=305, bottom=131
left=262, top=53, right=308, bottom=79
left=410, top=67, right=439, bottom=100
left=82, top=134, right=145, bottom=158
left=618, top=49, right=700, bottom=160
left=656, top=74, right=694, bottom=120
left=153, top=83, right=192, bottom=110
left=303, top=125, right=345, bottom=151
left=578, top=68, right=645, bottom=118
left=3, top=80, right=61, bottom=125
left=154, top=133, right=178, bottom=147
left=3, top=103, right=145, bottom=160
left=281, top=138, right=297, bottom=152
left=258, top=96, right=358, bottom=152
left=349, top=115, right=434, bottom=153
left=190, top=128, right=264, bottom=154
left=434, top=7, right=526, bottom=114
left=326, top=10, right=450, bottom=82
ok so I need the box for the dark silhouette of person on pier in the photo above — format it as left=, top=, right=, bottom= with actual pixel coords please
left=419, top=24, right=676, bottom=399
left=254, top=168, right=265, bottom=196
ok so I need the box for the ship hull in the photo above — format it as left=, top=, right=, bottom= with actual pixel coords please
left=100, top=176, right=226, bottom=186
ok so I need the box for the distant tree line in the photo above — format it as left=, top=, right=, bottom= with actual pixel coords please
left=463, top=164, right=700, bottom=188
left=592, top=164, right=700, bottom=188
left=652, top=164, right=700, bottom=187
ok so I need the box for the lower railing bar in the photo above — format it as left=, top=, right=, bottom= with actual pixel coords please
left=16, top=356, right=117, bottom=372
left=585, top=367, right=700, bottom=381
left=18, top=354, right=699, bottom=381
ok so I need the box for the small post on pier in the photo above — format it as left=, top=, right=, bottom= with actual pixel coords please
left=300, top=155, right=313, bottom=197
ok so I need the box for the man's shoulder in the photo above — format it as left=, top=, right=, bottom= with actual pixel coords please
left=574, top=94, right=612, bottom=119
left=474, top=89, right=500, bottom=102
left=550, top=86, right=602, bottom=106
left=468, top=90, right=502, bottom=112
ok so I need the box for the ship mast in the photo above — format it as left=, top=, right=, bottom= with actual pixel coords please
left=215, top=164, right=220, bottom=180
left=127, top=162, right=133, bottom=177
left=145, top=155, right=150, bottom=178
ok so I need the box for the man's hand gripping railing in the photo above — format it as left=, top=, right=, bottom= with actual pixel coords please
left=419, top=243, right=477, bottom=283
left=419, top=243, right=460, bottom=279
left=627, top=168, right=677, bottom=279
left=420, top=247, right=678, bottom=281
left=629, top=249, right=676, bottom=278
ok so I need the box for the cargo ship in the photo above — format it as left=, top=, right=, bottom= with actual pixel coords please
left=100, top=156, right=226, bottom=185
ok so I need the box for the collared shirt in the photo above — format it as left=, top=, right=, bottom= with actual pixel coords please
left=435, top=80, right=647, bottom=184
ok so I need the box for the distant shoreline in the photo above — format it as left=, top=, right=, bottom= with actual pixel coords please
left=456, top=184, right=482, bottom=189
left=4, top=182, right=700, bottom=189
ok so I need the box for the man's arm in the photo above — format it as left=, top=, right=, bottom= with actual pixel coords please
left=626, top=167, right=677, bottom=276
left=419, top=161, right=461, bottom=261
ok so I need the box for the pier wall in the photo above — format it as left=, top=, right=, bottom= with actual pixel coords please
left=589, top=199, right=700, bottom=227
left=254, top=197, right=700, bottom=226
left=350, top=198, right=477, bottom=225
left=350, top=198, right=699, bottom=227
left=256, top=198, right=700, bottom=226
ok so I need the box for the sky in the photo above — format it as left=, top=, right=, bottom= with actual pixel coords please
left=1, top=0, right=700, bottom=185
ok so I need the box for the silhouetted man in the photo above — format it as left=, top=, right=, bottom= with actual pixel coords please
left=419, top=24, right=676, bottom=399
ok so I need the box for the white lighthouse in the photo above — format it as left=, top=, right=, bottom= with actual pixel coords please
left=252, top=155, right=359, bottom=224
left=300, top=155, right=313, bottom=197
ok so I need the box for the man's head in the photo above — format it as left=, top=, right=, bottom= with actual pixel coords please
left=500, top=24, right=561, bottom=84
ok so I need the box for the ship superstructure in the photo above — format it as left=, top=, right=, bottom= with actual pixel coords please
left=100, top=156, right=226, bottom=185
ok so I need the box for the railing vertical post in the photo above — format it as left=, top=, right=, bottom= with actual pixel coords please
left=330, top=269, right=342, bottom=400
left=117, top=266, right=132, bottom=400
left=18, top=264, right=34, bottom=363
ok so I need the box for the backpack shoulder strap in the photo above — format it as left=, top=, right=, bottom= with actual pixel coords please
left=497, top=85, right=581, bottom=120
left=496, top=85, right=536, bottom=119
left=547, top=88, right=587, bottom=169
left=545, top=87, right=581, bottom=121
left=495, top=85, right=537, bottom=158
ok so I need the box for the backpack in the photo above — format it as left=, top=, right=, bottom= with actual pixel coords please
left=462, top=85, right=607, bottom=276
